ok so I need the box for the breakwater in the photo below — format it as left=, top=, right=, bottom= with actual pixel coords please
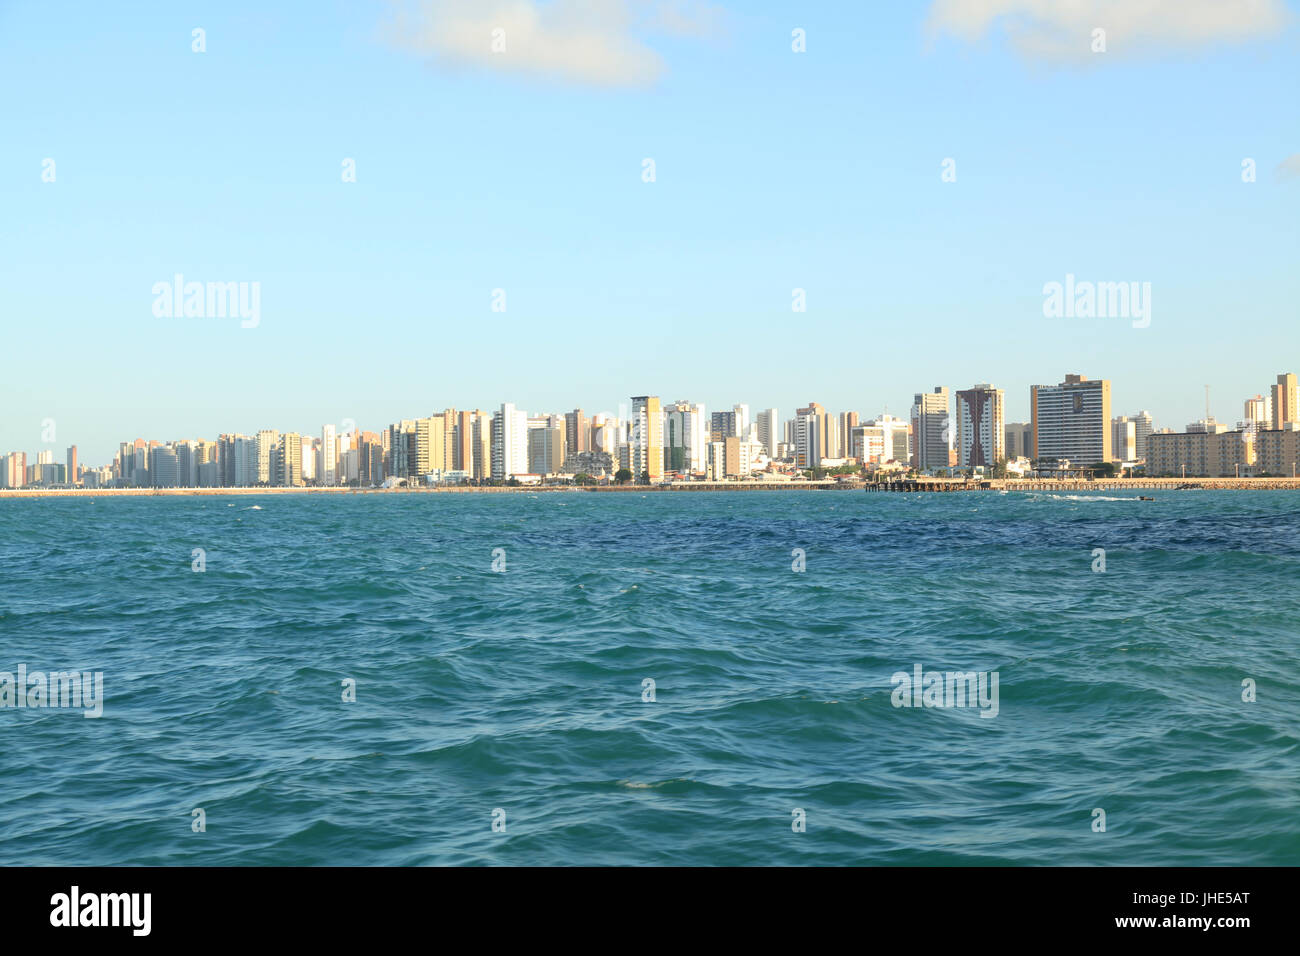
left=866, top=477, right=1300, bottom=492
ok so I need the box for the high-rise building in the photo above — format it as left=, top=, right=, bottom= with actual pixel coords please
left=3, top=452, right=27, bottom=488
left=255, top=430, right=279, bottom=485
left=850, top=424, right=884, bottom=464
left=838, top=412, right=860, bottom=460
left=911, top=387, right=950, bottom=472
left=301, top=437, right=317, bottom=483
left=439, top=409, right=457, bottom=470
left=955, top=384, right=1005, bottom=468
left=710, top=410, right=738, bottom=442
left=630, top=395, right=664, bottom=483
left=1111, top=416, right=1137, bottom=461
left=132, top=443, right=150, bottom=487
left=491, top=403, right=529, bottom=479
left=591, top=414, right=618, bottom=458
left=707, top=436, right=763, bottom=479
left=321, top=424, right=337, bottom=485
left=524, top=414, right=562, bottom=474
left=794, top=402, right=831, bottom=468
left=1244, top=395, right=1271, bottom=426
left=468, top=412, right=491, bottom=480
left=1031, top=374, right=1112, bottom=465
left=455, top=411, right=474, bottom=472
left=66, top=445, right=78, bottom=486
left=1004, top=422, right=1033, bottom=460
left=149, top=445, right=179, bottom=487
left=415, top=415, right=448, bottom=477
left=340, top=447, right=359, bottom=483
left=175, top=440, right=199, bottom=487
left=352, top=431, right=379, bottom=486
left=217, top=433, right=256, bottom=487
left=1271, top=373, right=1298, bottom=429
left=756, top=408, right=779, bottom=458
left=387, top=420, right=415, bottom=479
left=278, top=433, right=303, bottom=486
left=1131, top=410, right=1154, bottom=460
left=733, top=404, right=750, bottom=440
left=871, top=414, right=911, bottom=465
left=565, top=409, right=589, bottom=456
left=527, top=420, right=566, bottom=476
left=663, top=400, right=708, bottom=475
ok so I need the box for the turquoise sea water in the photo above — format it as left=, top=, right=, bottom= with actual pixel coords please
left=1, top=489, right=1297, bottom=866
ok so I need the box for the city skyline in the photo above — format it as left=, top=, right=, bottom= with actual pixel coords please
left=0, top=374, right=1256, bottom=465
left=6, top=365, right=1298, bottom=483
left=2, top=1, right=1297, bottom=463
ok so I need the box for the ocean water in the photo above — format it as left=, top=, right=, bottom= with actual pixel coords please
left=1, top=489, right=1297, bottom=866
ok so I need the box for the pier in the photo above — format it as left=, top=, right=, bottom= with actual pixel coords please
left=865, top=477, right=1300, bottom=492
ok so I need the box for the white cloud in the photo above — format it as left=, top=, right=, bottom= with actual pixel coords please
left=926, top=0, right=1291, bottom=62
left=384, top=0, right=725, bottom=88
left=1278, top=154, right=1300, bottom=182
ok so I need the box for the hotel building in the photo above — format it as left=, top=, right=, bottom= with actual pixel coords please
left=1031, top=374, right=1112, bottom=465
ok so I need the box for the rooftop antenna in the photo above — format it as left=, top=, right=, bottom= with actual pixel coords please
left=1205, top=384, right=1211, bottom=422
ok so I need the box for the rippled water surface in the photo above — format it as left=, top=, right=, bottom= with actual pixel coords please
left=1, top=489, right=1297, bottom=865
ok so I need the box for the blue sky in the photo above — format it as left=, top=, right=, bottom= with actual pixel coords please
left=2, top=0, right=1297, bottom=462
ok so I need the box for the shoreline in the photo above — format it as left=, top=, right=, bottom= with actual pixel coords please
left=4, top=477, right=1300, bottom=498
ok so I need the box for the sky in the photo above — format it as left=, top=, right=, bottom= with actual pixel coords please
left=2, top=0, right=1298, bottom=463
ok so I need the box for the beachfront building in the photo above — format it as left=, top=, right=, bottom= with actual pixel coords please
left=415, top=415, right=449, bottom=478
left=277, top=433, right=303, bottom=486
left=1255, top=426, right=1300, bottom=477
left=706, top=437, right=764, bottom=480
left=1031, top=374, right=1112, bottom=466
left=491, top=403, right=529, bottom=480
left=630, top=395, right=664, bottom=483
left=911, top=387, right=950, bottom=472
left=955, top=384, right=1005, bottom=469
left=149, top=445, right=178, bottom=488
left=254, top=430, right=279, bottom=485
left=321, top=424, right=337, bottom=486
left=1146, top=428, right=1254, bottom=477
left=468, top=412, right=491, bottom=481
left=527, top=417, right=566, bottom=476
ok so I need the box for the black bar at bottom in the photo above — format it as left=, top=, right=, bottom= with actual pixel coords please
left=0, top=866, right=1277, bottom=942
